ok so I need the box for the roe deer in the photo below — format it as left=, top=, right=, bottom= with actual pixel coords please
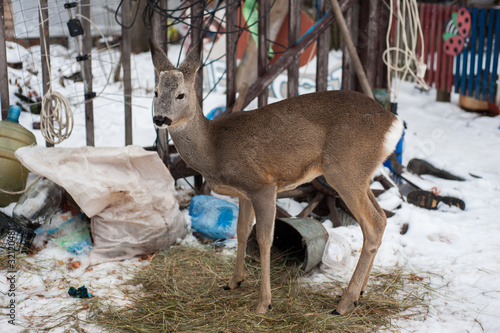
left=149, top=40, right=404, bottom=315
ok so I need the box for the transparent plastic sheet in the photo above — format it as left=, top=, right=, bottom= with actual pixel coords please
left=15, top=145, right=187, bottom=264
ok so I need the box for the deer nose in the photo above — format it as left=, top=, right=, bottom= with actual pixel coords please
left=153, top=116, right=172, bottom=127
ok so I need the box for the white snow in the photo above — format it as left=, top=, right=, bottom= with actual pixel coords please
left=1, top=42, right=500, bottom=332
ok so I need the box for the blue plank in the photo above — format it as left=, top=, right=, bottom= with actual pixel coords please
left=489, top=9, right=500, bottom=103
left=475, top=9, right=486, bottom=100
left=467, top=7, right=477, bottom=97
left=483, top=9, right=495, bottom=100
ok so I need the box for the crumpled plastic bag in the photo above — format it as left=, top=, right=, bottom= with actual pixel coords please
left=16, top=145, right=187, bottom=264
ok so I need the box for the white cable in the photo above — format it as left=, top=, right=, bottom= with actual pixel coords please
left=382, top=0, right=428, bottom=102
left=36, top=3, right=116, bottom=144
left=41, top=91, right=74, bottom=144
left=38, top=0, right=75, bottom=145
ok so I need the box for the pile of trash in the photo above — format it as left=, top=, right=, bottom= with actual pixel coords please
left=0, top=145, right=188, bottom=264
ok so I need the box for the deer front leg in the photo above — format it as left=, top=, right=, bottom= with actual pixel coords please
left=225, top=197, right=254, bottom=290
left=250, top=187, right=277, bottom=314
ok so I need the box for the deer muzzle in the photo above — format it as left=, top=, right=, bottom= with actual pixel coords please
left=153, top=115, right=172, bottom=127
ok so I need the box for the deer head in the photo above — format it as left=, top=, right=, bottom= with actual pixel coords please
left=149, top=40, right=202, bottom=128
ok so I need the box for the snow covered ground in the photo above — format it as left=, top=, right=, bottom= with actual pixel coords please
left=1, top=43, right=500, bottom=332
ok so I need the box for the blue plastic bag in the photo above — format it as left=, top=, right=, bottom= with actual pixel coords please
left=189, top=195, right=238, bottom=240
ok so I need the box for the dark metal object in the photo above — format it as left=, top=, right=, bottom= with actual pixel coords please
left=407, top=158, right=465, bottom=181
left=67, top=19, right=84, bottom=37
left=248, top=217, right=328, bottom=273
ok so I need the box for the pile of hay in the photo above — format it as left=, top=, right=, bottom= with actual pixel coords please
left=92, top=246, right=430, bottom=332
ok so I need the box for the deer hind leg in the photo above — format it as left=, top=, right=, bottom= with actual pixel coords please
left=249, top=187, right=277, bottom=314
left=359, top=189, right=387, bottom=293
left=225, top=197, right=255, bottom=290
left=323, top=174, right=387, bottom=315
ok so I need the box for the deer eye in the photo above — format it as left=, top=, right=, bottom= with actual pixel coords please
left=176, top=94, right=185, bottom=100
left=154, top=91, right=158, bottom=98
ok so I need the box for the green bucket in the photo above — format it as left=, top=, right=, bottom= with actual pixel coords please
left=0, top=117, right=36, bottom=207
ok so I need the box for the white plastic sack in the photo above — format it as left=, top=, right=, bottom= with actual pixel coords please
left=15, top=145, right=187, bottom=264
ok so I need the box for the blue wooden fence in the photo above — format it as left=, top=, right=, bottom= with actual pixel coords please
left=454, top=8, right=500, bottom=102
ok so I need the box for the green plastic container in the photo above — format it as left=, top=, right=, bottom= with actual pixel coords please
left=0, top=106, right=37, bottom=207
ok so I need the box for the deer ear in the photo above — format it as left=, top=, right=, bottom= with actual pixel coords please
left=179, top=41, right=202, bottom=83
left=149, top=39, right=175, bottom=73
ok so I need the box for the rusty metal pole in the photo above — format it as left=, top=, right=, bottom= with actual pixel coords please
left=0, top=0, right=9, bottom=119
left=122, top=0, right=132, bottom=145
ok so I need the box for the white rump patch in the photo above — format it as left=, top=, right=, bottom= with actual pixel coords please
left=382, top=118, right=404, bottom=157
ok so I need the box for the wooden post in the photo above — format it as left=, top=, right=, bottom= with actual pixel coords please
left=190, top=1, right=203, bottom=108
left=366, top=0, right=380, bottom=88
left=0, top=0, right=9, bottom=119
left=81, top=0, right=94, bottom=146
left=316, top=0, right=331, bottom=92
left=376, top=2, right=389, bottom=90
left=330, top=0, right=373, bottom=98
left=258, top=0, right=269, bottom=107
left=226, top=1, right=238, bottom=113
left=39, top=0, right=53, bottom=147
left=152, top=0, right=169, bottom=164
left=341, top=3, right=356, bottom=91
left=122, top=0, right=133, bottom=145
left=288, top=0, right=301, bottom=97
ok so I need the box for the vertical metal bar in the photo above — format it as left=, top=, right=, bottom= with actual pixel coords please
left=475, top=8, right=485, bottom=100
left=80, top=0, right=94, bottom=146
left=39, top=0, right=53, bottom=147
left=258, top=0, right=269, bottom=107
left=489, top=9, right=500, bottom=103
left=0, top=0, right=9, bottom=119
left=288, top=0, right=300, bottom=97
left=122, top=0, right=132, bottom=145
left=226, top=1, right=238, bottom=112
left=190, top=0, right=203, bottom=108
left=482, top=8, right=495, bottom=99
left=316, top=0, right=330, bottom=92
left=467, top=7, right=477, bottom=97
left=152, top=0, right=168, bottom=164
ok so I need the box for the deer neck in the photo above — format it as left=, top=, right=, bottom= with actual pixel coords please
left=167, top=105, right=215, bottom=173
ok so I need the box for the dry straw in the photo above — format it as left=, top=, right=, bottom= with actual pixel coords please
left=91, top=246, right=431, bottom=332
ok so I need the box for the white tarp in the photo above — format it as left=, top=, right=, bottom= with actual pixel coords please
left=15, top=145, right=187, bottom=264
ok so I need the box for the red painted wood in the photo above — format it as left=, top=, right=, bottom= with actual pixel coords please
left=448, top=5, right=458, bottom=91
left=428, top=4, right=438, bottom=86
left=435, top=4, right=444, bottom=89
left=424, top=3, right=432, bottom=83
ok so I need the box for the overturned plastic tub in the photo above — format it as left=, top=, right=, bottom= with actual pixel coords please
left=247, top=217, right=328, bottom=273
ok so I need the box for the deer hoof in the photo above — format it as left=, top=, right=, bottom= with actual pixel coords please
left=224, top=280, right=242, bottom=290
left=256, top=302, right=272, bottom=314
left=335, top=298, right=357, bottom=315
